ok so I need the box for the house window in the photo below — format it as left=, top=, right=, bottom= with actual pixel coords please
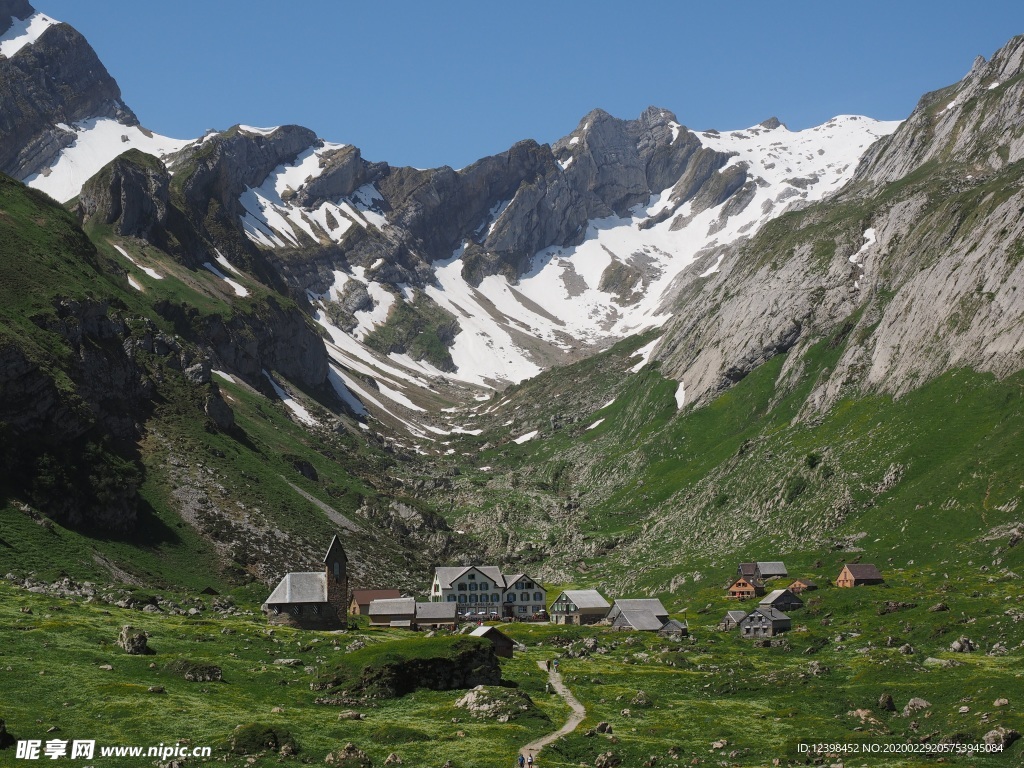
left=524, top=581, right=534, bottom=589
left=469, top=582, right=478, bottom=591
left=458, top=583, right=467, bottom=591
left=458, top=595, right=466, bottom=603
left=291, top=605, right=302, bottom=616
left=468, top=573, right=476, bottom=580
left=517, top=605, right=526, bottom=613
left=480, top=582, right=488, bottom=591
left=469, top=595, right=477, bottom=604
left=521, top=592, right=529, bottom=601
left=312, top=605, right=321, bottom=615
left=491, top=594, right=499, bottom=603
left=333, top=562, right=340, bottom=578
left=534, top=591, right=543, bottom=601
left=447, top=595, right=456, bottom=603
left=273, top=606, right=281, bottom=615
left=507, top=594, right=516, bottom=602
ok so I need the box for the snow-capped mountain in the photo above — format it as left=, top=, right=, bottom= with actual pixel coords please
left=9, top=2, right=1021, bottom=454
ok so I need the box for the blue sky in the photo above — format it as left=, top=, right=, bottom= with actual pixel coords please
left=38, top=0, right=1024, bottom=169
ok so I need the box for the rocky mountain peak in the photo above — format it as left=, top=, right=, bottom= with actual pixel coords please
left=0, top=8, right=137, bottom=180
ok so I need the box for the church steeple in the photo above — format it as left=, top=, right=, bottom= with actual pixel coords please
left=323, top=534, right=348, bottom=620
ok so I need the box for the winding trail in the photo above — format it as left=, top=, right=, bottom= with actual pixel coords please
left=520, top=660, right=586, bottom=763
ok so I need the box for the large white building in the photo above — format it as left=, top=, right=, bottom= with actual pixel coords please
left=430, top=566, right=546, bottom=620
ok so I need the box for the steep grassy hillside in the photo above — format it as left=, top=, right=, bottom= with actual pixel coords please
left=0, top=173, right=462, bottom=595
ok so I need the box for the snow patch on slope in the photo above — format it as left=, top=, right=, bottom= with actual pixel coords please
left=0, top=11, right=57, bottom=57
left=262, top=370, right=317, bottom=426
left=238, top=147, right=388, bottom=248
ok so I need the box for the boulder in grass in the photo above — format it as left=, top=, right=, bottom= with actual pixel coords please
left=324, top=742, right=372, bottom=767
left=983, top=726, right=1020, bottom=750
left=224, top=723, right=297, bottom=755
left=902, top=698, right=931, bottom=717
left=117, top=625, right=152, bottom=655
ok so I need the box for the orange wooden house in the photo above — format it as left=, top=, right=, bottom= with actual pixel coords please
left=726, top=576, right=766, bottom=600
left=836, top=563, right=884, bottom=588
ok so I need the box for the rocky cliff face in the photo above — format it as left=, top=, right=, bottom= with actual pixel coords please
left=77, top=149, right=170, bottom=239
left=0, top=6, right=136, bottom=180
left=655, top=35, right=1024, bottom=414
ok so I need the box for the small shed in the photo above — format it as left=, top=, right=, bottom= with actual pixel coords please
left=739, top=606, right=791, bottom=638
left=657, top=619, right=689, bottom=639
left=788, top=578, right=817, bottom=594
left=836, top=564, right=884, bottom=588
left=719, top=610, right=747, bottom=631
left=726, top=577, right=765, bottom=600
left=368, top=597, right=416, bottom=627
left=415, top=601, right=457, bottom=630
left=469, top=625, right=514, bottom=658
left=350, top=589, right=401, bottom=615
left=759, top=589, right=804, bottom=612
left=550, top=589, right=611, bottom=625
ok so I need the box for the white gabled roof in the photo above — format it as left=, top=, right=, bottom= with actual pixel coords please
left=433, top=566, right=544, bottom=591
left=265, top=572, right=327, bottom=604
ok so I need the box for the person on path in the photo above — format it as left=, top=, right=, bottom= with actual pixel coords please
left=518, top=754, right=525, bottom=768
left=527, top=754, right=534, bottom=766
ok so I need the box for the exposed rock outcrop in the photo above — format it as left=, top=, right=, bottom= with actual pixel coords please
left=77, top=150, right=170, bottom=240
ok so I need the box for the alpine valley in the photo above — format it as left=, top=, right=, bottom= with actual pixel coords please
left=1, top=1, right=1024, bottom=766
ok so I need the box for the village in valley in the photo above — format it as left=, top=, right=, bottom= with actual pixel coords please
left=262, top=536, right=887, bottom=646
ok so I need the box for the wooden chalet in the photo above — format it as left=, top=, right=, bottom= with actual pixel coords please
left=787, top=578, right=817, bottom=594
left=836, top=563, right=884, bottom=588
left=759, top=588, right=803, bottom=612
left=726, top=576, right=765, bottom=600
left=349, top=589, right=401, bottom=615
left=739, top=606, right=791, bottom=638
left=469, top=625, right=514, bottom=657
